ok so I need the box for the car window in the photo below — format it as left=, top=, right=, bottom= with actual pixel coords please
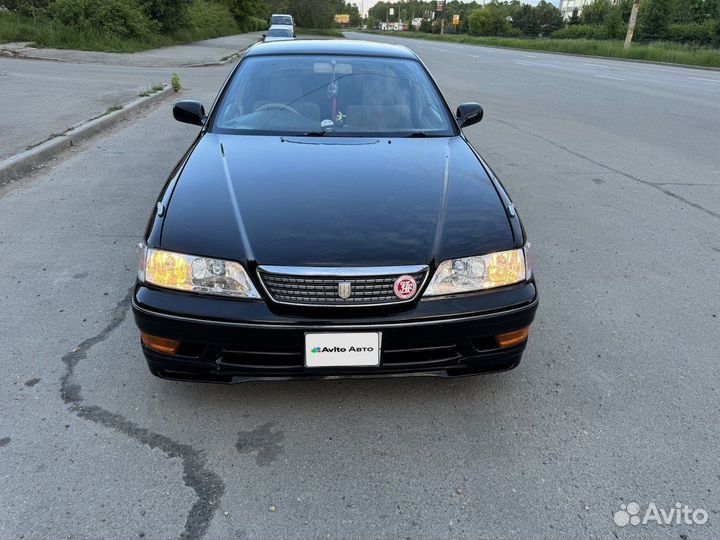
left=212, top=55, right=455, bottom=137
left=271, top=16, right=292, bottom=25
left=267, top=29, right=292, bottom=37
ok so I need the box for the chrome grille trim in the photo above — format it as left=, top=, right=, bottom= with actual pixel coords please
left=258, top=265, right=428, bottom=277
left=257, top=265, right=429, bottom=307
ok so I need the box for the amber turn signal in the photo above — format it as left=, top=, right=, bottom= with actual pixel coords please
left=141, top=333, right=181, bottom=355
left=495, top=327, right=529, bottom=348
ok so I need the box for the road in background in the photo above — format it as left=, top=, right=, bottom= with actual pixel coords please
left=0, top=35, right=718, bottom=539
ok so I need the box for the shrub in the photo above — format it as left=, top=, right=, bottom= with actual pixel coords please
left=186, top=0, right=238, bottom=37
left=667, top=21, right=718, bottom=44
left=468, top=6, right=512, bottom=36
left=247, top=15, right=268, bottom=32
left=552, top=24, right=609, bottom=39
left=138, top=0, right=190, bottom=33
left=1, top=0, right=51, bottom=18
left=47, top=0, right=155, bottom=38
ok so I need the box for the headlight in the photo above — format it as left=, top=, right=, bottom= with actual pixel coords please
left=137, top=245, right=260, bottom=299
left=423, top=246, right=531, bottom=297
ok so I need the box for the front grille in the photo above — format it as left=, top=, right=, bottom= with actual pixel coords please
left=257, top=265, right=428, bottom=306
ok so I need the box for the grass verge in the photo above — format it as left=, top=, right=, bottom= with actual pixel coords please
left=365, top=31, right=720, bottom=68
left=0, top=10, right=254, bottom=53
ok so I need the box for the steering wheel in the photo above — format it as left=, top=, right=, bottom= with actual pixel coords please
left=255, top=102, right=302, bottom=116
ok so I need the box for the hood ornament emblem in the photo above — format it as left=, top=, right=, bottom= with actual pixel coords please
left=338, top=281, right=352, bottom=299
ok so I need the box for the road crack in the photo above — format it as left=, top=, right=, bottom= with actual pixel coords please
left=493, top=118, right=720, bottom=220
left=60, top=287, right=225, bottom=539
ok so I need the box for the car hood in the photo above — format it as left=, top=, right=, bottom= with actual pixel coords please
left=160, top=134, right=514, bottom=266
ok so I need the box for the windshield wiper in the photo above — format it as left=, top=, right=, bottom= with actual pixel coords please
left=302, top=131, right=329, bottom=137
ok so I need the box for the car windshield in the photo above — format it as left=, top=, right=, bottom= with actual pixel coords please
left=267, top=28, right=292, bottom=37
left=271, top=15, right=292, bottom=25
left=212, top=54, right=456, bottom=137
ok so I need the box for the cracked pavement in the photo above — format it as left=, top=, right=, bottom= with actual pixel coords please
left=1, top=35, right=719, bottom=539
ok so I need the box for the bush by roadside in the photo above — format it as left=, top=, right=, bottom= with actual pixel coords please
left=553, top=19, right=720, bottom=45
left=0, top=0, right=266, bottom=52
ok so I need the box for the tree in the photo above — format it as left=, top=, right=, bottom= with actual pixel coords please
left=580, top=0, right=611, bottom=25
left=534, top=0, right=563, bottom=35
left=226, top=0, right=266, bottom=30
left=638, top=0, right=674, bottom=37
left=468, top=4, right=511, bottom=35
left=511, top=4, right=540, bottom=36
left=604, top=4, right=626, bottom=37
left=569, top=7, right=581, bottom=24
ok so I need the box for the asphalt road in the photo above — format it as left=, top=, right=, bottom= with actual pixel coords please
left=1, top=34, right=719, bottom=539
left=0, top=33, right=262, bottom=161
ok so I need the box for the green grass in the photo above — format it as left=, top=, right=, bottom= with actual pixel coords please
left=297, top=28, right=345, bottom=38
left=138, top=84, right=165, bottom=97
left=0, top=11, right=243, bottom=53
left=367, top=31, right=720, bottom=68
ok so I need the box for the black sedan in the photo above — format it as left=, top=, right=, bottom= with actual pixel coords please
left=132, top=39, right=538, bottom=383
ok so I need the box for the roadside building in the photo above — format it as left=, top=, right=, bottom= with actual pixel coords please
left=559, top=0, right=619, bottom=19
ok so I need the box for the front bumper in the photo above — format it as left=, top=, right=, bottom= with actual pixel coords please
left=132, top=281, right=538, bottom=383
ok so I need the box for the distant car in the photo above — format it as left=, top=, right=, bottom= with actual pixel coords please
left=264, top=26, right=294, bottom=42
left=133, top=40, right=538, bottom=383
left=270, top=13, right=294, bottom=29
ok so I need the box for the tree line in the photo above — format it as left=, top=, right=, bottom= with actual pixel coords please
left=3, top=0, right=718, bottom=45
left=369, top=0, right=720, bottom=44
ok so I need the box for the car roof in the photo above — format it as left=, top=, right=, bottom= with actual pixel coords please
left=268, top=25, right=293, bottom=31
left=245, top=39, right=417, bottom=60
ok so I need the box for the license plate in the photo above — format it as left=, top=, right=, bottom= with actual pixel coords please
left=305, top=332, right=381, bottom=368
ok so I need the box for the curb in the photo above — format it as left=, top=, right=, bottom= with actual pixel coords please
left=1, top=40, right=261, bottom=68
left=185, top=41, right=260, bottom=67
left=0, top=85, right=173, bottom=185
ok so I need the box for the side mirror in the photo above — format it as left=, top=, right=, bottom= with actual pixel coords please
left=456, top=103, right=483, bottom=128
left=262, top=33, right=266, bottom=38
left=173, top=100, right=206, bottom=126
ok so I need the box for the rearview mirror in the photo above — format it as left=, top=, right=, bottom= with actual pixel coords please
left=456, top=103, right=483, bottom=128
left=173, top=100, right=206, bottom=126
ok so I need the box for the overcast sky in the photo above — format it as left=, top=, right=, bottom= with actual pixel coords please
left=353, top=0, right=555, bottom=16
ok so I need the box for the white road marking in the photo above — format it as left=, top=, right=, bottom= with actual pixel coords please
left=469, top=54, right=480, bottom=58
left=523, top=54, right=538, bottom=58
left=437, top=48, right=449, bottom=52
left=689, top=76, right=720, bottom=83
left=594, top=74, right=626, bottom=81
left=584, top=62, right=608, bottom=68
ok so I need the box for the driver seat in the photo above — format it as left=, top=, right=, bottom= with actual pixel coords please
left=253, top=76, right=320, bottom=121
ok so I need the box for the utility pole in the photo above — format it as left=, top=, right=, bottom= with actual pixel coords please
left=624, top=0, right=641, bottom=50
